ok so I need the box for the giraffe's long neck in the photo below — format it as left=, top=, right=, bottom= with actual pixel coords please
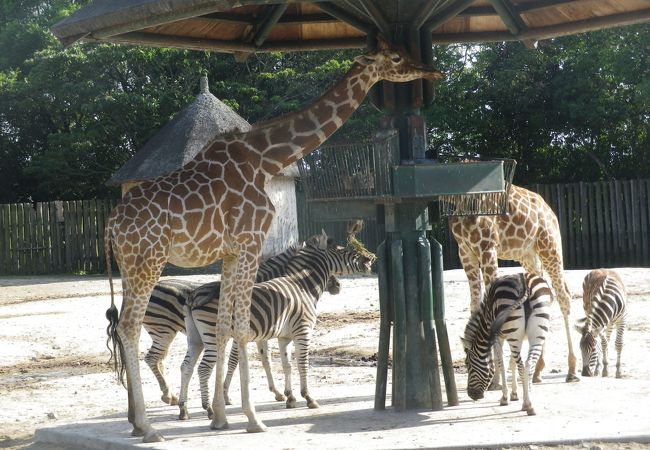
left=254, top=63, right=376, bottom=177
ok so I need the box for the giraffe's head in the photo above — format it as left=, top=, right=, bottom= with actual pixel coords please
left=355, top=37, right=444, bottom=83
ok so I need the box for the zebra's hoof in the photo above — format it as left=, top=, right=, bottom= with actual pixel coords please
left=179, top=412, right=189, bottom=421
left=510, top=393, right=518, bottom=401
left=247, top=422, right=267, bottom=433
left=526, top=408, right=536, bottom=416
left=565, top=373, right=580, bottom=383
left=307, top=400, right=320, bottom=409
left=532, top=376, right=543, bottom=384
left=207, top=407, right=214, bottom=420
left=274, top=393, right=286, bottom=402
left=499, top=398, right=508, bottom=406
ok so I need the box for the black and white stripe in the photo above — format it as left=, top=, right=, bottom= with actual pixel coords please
left=576, top=269, right=627, bottom=378
left=462, top=272, right=551, bottom=416
left=142, top=242, right=340, bottom=406
left=178, top=238, right=373, bottom=419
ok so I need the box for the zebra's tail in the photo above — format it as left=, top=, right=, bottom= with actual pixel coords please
left=104, top=222, right=126, bottom=388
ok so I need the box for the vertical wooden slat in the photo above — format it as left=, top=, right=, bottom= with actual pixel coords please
left=625, top=180, right=637, bottom=265
left=594, top=182, right=604, bottom=268
left=587, top=182, right=597, bottom=267
left=610, top=181, right=620, bottom=267
left=0, top=205, right=6, bottom=274
left=630, top=180, right=641, bottom=266
left=639, top=180, right=649, bottom=266
left=572, top=183, right=581, bottom=268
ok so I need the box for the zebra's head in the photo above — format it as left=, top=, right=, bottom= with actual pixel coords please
left=461, top=310, right=495, bottom=401
left=304, top=231, right=374, bottom=275
left=576, top=319, right=602, bottom=376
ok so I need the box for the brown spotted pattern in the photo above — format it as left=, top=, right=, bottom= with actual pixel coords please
left=449, top=184, right=578, bottom=382
left=103, top=39, right=443, bottom=442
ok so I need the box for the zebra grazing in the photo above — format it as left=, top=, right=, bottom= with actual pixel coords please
left=178, top=233, right=374, bottom=421
left=462, top=273, right=551, bottom=416
left=142, top=241, right=340, bottom=406
left=576, top=269, right=627, bottom=378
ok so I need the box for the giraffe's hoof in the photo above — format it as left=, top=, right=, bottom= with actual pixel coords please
left=565, top=373, right=580, bottom=383
left=274, top=392, right=286, bottom=402
left=510, top=393, right=518, bottom=402
left=131, top=426, right=145, bottom=437
left=532, top=376, right=543, bottom=384
left=210, top=419, right=229, bottom=430
left=247, top=422, right=268, bottom=433
left=526, top=408, right=537, bottom=416
left=307, top=400, right=320, bottom=409
left=179, top=410, right=189, bottom=421
left=143, top=431, right=165, bottom=443
left=499, top=398, right=508, bottom=406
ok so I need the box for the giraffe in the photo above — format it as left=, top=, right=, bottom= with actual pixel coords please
left=449, top=184, right=579, bottom=383
left=103, top=38, right=443, bottom=443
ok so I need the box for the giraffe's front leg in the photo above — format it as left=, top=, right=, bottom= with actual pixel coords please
left=210, top=333, right=230, bottom=430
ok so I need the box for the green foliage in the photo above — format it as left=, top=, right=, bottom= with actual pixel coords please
left=0, top=1, right=648, bottom=203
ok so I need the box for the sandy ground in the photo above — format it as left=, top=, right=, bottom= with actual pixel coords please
left=1, top=267, right=650, bottom=449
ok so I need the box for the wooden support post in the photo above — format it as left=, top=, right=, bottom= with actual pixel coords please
left=374, top=240, right=391, bottom=410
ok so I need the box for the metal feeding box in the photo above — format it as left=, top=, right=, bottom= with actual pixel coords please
left=297, top=130, right=516, bottom=221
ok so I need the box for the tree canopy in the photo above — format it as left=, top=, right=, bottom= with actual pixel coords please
left=1, top=1, right=648, bottom=202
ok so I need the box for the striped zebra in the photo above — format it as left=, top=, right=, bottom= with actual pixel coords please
left=142, top=241, right=340, bottom=406
left=576, top=269, right=627, bottom=378
left=178, top=236, right=374, bottom=421
left=462, top=272, right=551, bottom=416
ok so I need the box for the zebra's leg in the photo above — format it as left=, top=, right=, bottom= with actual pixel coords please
left=224, top=340, right=238, bottom=406
left=178, top=323, right=204, bottom=421
left=522, top=342, right=543, bottom=416
left=294, top=332, right=319, bottom=409
left=278, top=337, right=297, bottom=408
left=144, top=332, right=179, bottom=405
left=198, top=352, right=217, bottom=419
left=521, top=255, right=546, bottom=384
left=601, top=326, right=612, bottom=377
left=493, top=341, right=509, bottom=406
left=257, top=340, right=286, bottom=402
left=615, top=318, right=625, bottom=378
left=509, top=354, right=519, bottom=402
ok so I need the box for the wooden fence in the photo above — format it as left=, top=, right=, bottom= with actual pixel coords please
left=1, top=179, right=648, bottom=275
left=298, top=178, right=650, bottom=271
left=0, top=199, right=116, bottom=275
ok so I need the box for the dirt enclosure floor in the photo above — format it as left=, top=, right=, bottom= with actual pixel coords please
left=1, top=267, right=650, bottom=449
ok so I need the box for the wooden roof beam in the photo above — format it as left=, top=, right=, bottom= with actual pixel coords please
left=489, top=0, right=538, bottom=48
left=413, top=0, right=448, bottom=29
left=105, top=31, right=365, bottom=53
left=250, top=4, right=289, bottom=47
left=422, top=0, right=476, bottom=32
left=429, top=8, right=650, bottom=44
left=359, top=0, right=390, bottom=34
left=317, top=2, right=375, bottom=35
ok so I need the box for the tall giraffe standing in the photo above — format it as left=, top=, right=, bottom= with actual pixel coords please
left=104, top=39, right=443, bottom=443
left=449, top=184, right=579, bottom=382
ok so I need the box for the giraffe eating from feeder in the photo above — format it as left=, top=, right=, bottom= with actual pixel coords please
left=103, top=38, right=443, bottom=443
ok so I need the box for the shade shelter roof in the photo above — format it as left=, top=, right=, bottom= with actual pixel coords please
left=52, top=0, right=650, bottom=53
left=107, top=76, right=251, bottom=186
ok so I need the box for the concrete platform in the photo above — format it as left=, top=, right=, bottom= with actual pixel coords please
left=35, top=373, right=650, bottom=449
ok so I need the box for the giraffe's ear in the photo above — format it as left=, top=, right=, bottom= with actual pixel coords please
left=354, top=54, right=374, bottom=65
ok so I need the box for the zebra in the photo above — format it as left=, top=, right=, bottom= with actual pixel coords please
left=575, top=268, right=627, bottom=378
left=142, top=240, right=341, bottom=406
left=178, top=234, right=374, bottom=421
left=462, top=272, right=551, bottom=416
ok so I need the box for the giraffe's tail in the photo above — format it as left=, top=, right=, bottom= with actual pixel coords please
left=104, top=221, right=126, bottom=388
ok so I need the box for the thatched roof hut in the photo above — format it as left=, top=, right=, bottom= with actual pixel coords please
left=108, top=76, right=251, bottom=193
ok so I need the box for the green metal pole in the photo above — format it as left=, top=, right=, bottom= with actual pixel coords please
left=390, top=238, right=407, bottom=411
left=430, top=238, right=459, bottom=406
left=374, top=240, right=390, bottom=410
left=417, top=236, right=443, bottom=411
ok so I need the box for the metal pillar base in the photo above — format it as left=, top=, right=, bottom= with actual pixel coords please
left=374, top=233, right=458, bottom=410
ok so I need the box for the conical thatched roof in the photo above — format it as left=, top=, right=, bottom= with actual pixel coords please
left=108, top=76, right=251, bottom=186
